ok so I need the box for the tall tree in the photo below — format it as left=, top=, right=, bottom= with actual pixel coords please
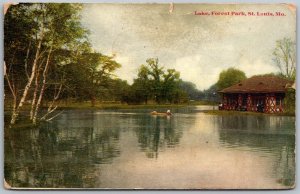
left=146, top=58, right=164, bottom=103
left=216, top=68, right=246, bottom=90
left=131, top=65, right=151, bottom=104
left=5, top=3, right=43, bottom=124
left=31, top=4, right=90, bottom=123
left=272, top=38, right=296, bottom=80
left=162, top=69, right=180, bottom=103
left=131, top=58, right=181, bottom=104
left=4, top=3, right=121, bottom=124
left=61, top=51, right=121, bottom=106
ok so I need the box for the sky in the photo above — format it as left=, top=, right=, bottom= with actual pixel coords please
left=81, top=4, right=295, bottom=90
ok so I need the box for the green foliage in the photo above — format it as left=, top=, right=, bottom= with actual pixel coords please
left=216, top=68, right=246, bottom=90
left=283, top=88, right=295, bottom=114
left=4, top=3, right=122, bottom=118
left=4, top=3, right=216, bottom=112
left=198, top=84, right=220, bottom=102
left=60, top=51, right=121, bottom=104
left=126, top=58, right=184, bottom=104
left=4, top=4, right=36, bottom=84
left=178, top=81, right=197, bottom=97
left=108, top=79, right=130, bottom=102
left=4, top=3, right=90, bottom=94
left=129, top=65, right=152, bottom=104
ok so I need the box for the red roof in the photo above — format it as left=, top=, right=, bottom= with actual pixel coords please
left=219, top=76, right=293, bottom=94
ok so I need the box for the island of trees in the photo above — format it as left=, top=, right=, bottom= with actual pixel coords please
left=4, top=4, right=295, bottom=126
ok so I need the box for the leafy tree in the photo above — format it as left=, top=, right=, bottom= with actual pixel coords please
left=193, top=83, right=219, bottom=103
left=4, top=3, right=41, bottom=124
left=162, top=69, right=180, bottom=103
left=130, top=58, right=181, bottom=104
left=273, top=38, right=296, bottom=80
left=60, top=50, right=121, bottom=105
left=4, top=3, right=121, bottom=124
left=30, top=4, right=91, bottom=123
left=172, top=89, right=189, bottom=104
left=131, top=65, right=152, bottom=104
left=145, top=58, right=181, bottom=103
left=178, top=80, right=200, bottom=100
left=145, top=58, right=164, bottom=103
left=4, top=3, right=91, bottom=124
left=107, top=78, right=131, bottom=103
left=284, top=88, right=295, bottom=114
left=216, top=68, right=246, bottom=90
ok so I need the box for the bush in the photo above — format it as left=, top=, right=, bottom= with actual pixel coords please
left=284, top=88, right=295, bottom=114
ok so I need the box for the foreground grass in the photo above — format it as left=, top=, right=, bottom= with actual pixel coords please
left=203, top=110, right=295, bottom=116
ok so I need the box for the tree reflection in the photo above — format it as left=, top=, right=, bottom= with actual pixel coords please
left=135, top=116, right=183, bottom=159
left=216, top=115, right=295, bottom=187
left=5, top=120, right=120, bottom=188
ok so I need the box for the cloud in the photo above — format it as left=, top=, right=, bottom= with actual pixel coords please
left=81, top=4, right=295, bottom=90
left=174, top=55, right=222, bottom=90
left=114, top=56, right=138, bottom=83
left=236, top=58, right=278, bottom=78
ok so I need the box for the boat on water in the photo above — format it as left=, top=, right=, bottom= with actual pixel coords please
left=150, top=110, right=172, bottom=116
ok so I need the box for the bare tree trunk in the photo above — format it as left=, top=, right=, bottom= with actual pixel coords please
left=4, top=62, right=17, bottom=126
left=24, top=40, right=32, bottom=79
left=33, top=46, right=53, bottom=124
left=30, top=63, right=42, bottom=120
left=279, top=42, right=291, bottom=78
left=10, top=25, right=44, bottom=124
left=41, top=83, right=63, bottom=120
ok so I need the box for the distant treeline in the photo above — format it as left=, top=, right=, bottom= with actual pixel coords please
left=88, top=58, right=221, bottom=105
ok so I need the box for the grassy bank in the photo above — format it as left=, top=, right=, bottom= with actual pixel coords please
left=188, top=100, right=218, bottom=106
left=56, top=102, right=190, bottom=110
left=5, top=101, right=215, bottom=111
left=5, top=101, right=294, bottom=116
left=55, top=100, right=218, bottom=110
left=203, top=110, right=295, bottom=116
left=3, top=103, right=190, bottom=115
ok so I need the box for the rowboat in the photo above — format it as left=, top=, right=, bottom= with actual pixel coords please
left=150, top=111, right=172, bottom=116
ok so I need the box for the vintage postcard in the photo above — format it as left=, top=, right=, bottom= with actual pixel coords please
left=4, top=3, right=296, bottom=189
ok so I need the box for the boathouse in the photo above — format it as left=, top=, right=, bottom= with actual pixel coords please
left=219, top=76, right=293, bottom=113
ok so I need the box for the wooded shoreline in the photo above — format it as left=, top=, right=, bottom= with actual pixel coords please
left=5, top=102, right=294, bottom=119
left=4, top=101, right=217, bottom=111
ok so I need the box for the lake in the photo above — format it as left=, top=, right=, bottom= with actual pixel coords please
left=4, top=106, right=295, bottom=189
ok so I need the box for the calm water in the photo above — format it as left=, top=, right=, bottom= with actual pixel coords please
left=5, top=106, right=295, bottom=189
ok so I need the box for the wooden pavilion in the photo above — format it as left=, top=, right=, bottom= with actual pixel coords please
left=218, top=76, right=293, bottom=113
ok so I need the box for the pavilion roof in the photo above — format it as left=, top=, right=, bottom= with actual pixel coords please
left=219, top=75, right=293, bottom=94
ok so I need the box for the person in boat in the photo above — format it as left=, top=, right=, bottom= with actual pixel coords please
left=150, top=110, right=172, bottom=116
left=218, top=103, right=223, bottom=110
left=166, top=110, right=172, bottom=115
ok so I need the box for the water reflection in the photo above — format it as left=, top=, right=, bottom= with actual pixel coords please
left=215, top=115, right=295, bottom=187
left=216, top=115, right=295, bottom=132
left=5, top=112, right=121, bottom=188
left=4, top=108, right=296, bottom=189
left=135, top=115, right=184, bottom=158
